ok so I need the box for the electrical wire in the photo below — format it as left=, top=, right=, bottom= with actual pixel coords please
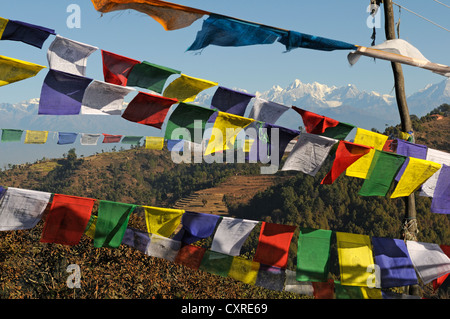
left=392, top=2, right=450, bottom=32
left=432, top=0, right=450, bottom=9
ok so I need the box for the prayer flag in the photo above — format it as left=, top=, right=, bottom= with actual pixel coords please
left=255, top=264, right=285, bottom=291
left=394, top=139, right=427, bottom=181
left=84, top=215, right=97, bottom=239
left=102, top=134, right=122, bottom=143
left=175, top=245, right=207, bottom=270
left=281, top=132, right=337, bottom=176
left=296, top=228, right=332, bottom=282
left=40, top=194, right=95, bottom=246
left=334, top=282, right=364, bottom=299
left=336, top=232, right=375, bottom=287
left=57, top=132, right=78, bottom=145
left=145, top=136, right=164, bottom=150
left=146, top=234, right=181, bottom=261
left=187, top=14, right=284, bottom=51
left=229, top=257, right=260, bottom=285
left=199, top=250, right=233, bottom=277
left=173, top=211, right=221, bottom=244
left=0, top=17, right=8, bottom=37
left=0, top=187, right=51, bottom=231
left=163, top=74, right=217, bottom=102
left=0, top=55, right=45, bottom=87
left=80, top=133, right=101, bottom=145
left=91, top=0, right=207, bottom=31
left=391, top=157, right=441, bottom=198
left=420, top=148, right=450, bottom=197
left=358, top=150, right=406, bottom=197
left=279, top=30, right=357, bottom=52
left=204, top=112, right=254, bottom=155
left=126, top=61, right=180, bottom=93
left=0, top=18, right=55, bottom=48
left=284, top=270, right=314, bottom=295
left=406, top=241, right=450, bottom=284
left=94, top=200, right=137, bottom=248
left=1, top=129, right=23, bottom=142
left=253, top=222, right=296, bottom=269
left=38, top=69, right=93, bottom=115
left=121, top=91, right=178, bottom=128
left=265, top=123, right=300, bottom=164
left=433, top=245, right=450, bottom=290
left=164, top=103, right=215, bottom=141
left=292, top=106, right=339, bottom=134
left=121, top=135, right=143, bottom=145
left=345, top=128, right=388, bottom=179
left=101, top=50, right=140, bottom=86
left=143, top=205, right=184, bottom=237
left=47, top=35, right=98, bottom=76
left=211, top=86, right=255, bottom=116
left=320, top=122, right=355, bottom=140
left=211, top=217, right=259, bottom=256
left=24, top=130, right=48, bottom=144
left=248, top=98, right=290, bottom=124
left=321, top=141, right=372, bottom=184
left=312, top=279, right=335, bottom=299
left=371, top=237, right=418, bottom=288
left=81, top=80, right=134, bottom=115
left=122, top=227, right=151, bottom=253
left=431, top=164, right=450, bottom=214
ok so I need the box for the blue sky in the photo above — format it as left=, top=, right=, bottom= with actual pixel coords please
left=1, top=0, right=450, bottom=105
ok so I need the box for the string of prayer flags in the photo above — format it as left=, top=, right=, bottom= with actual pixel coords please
left=253, top=222, right=297, bottom=269
left=358, top=150, right=406, bottom=197
left=336, top=232, right=375, bottom=287
left=91, top=0, right=208, bottom=31
left=199, top=250, right=234, bottom=277
left=390, top=157, right=441, bottom=198
left=296, top=228, right=333, bottom=282
left=126, top=61, right=180, bottom=93
left=122, top=227, right=151, bottom=253
left=210, top=217, right=259, bottom=256
left=57, top=132, right=78, bottom=145
left=187, top=14, right=284, bottom=52
left=406, top=241, right=450, bottom=284
left=162, top=74, right=218, bottom=103
left=284, top=269, right=314, bottom=295
left=211, top=86, right=255, bottom=117
left=40, top=194, right=95, bottom=246
left=0, top=55, right=46, bottom=87
left=47, top=35, right=98, bottom=76
left=248, top=98, right=290, bottom=125
left=345, top=128, right=388, bottom=179
left=145, top=136, right=164, bottom=150
left=146, top=233, right=181, bottom=262
left=38, top=69, right=93, bottom=115
left=121, top=92, right=178, bottom=128
left=93, top=200, right=137, bottom=248
left=228, top=256, right=260, bottom=285
left=102, top=134, right=122, bottom=143
left=0, top=17, right=55, bottom=49
left=1, top=129, right=23, bottom=142
left=164, top=103, right=215, bottom=141
left=430, top=165, right=450, bottom=214
left=420, top=148, right=450, bottom=197
left=80, top=133, right=101, bottom=145
left=321, top=141, right=372, bottom=184
left=175, top=244, right=207, bottom=270
left=278, top=30, right=357, bottom=52
left=101, top=50, right=140, bottom=86
left=0, top=187, right=51, bottom=231
left=204, top=112, right=254, bottom=156
left=281, top=132, right=338, bottom=176
left=81, top=80, right=134, bottom=115
left=394, top=139, right=428, bottom=181
left=255, top=264, right=286, bottom=291
left=121, top=135, right=143, bottom=145
left=371, top=237, right=418, bottom=288
left=143, top=206, right=184, bottom=237
left=24, top=130, right=49, bottom=144
left=173, top=211, right=221, bottom=244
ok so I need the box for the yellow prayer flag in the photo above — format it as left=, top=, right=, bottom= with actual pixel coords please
left=24, top=130, right=49, bottom=144
left=145, top=136, right=164, bottom=150
left=0, top=55, right=46, bottom=87
left=143, top=206, right=184, bottom=237
left=345, top=128, right=387, bottom=179
left=399, top=131, right=410, bottom=140
left=204, top=112, right=254, bottom=156
left=0, top=17, right=8, bottom=38
left=228, top=257, right=260, bottom=285
left=84, top=216, right=97, bottom=239
left=163, top=74, right=218, bottom=102
left=336, top=232, right=375, bottom=287
left=360, top=287, right=383, bottom=299
left=390, top=157, right=441, bottom=198
left=244, top=139, right=254, bottom=153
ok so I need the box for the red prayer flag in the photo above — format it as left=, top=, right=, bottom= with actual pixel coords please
left=101, top=50, right=140, bottom=86
left=40, top=194, right=95, bottom=246
left=382, top=139, right=395, bottom=152
left=121, top=91, right=179, bottom=128
left=175, top=245, right=207, bottom=270
left=253, top=222, right=296, bottom=269
left=321, top=140, right=372, bottom=184
left=312, top=279, right=335, bottom=299
left=433, top=245, right=450, bottom=290
left=102, top=134, right=122, bottom=143
left=293, top=106, right=339, bottom=134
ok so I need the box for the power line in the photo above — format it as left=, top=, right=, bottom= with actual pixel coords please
left=392, top=2, right=450, bottom=32
left=432, top=0, right=450, bottom=9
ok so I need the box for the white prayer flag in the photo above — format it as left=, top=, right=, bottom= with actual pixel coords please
left=248, top=98, right=290, bottom=124
left=80, top=133, right=101, bottom=145
left=284, top=270, right=314, bottom=295
left=419, top=148, right=450, bottom=197
left=146, top=234, right=181, bottom=262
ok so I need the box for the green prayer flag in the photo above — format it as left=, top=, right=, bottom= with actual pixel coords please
left=1, top=129, right=23, bottom=142
left=199, top=250, right=234, bottom=277
left=121, top=135, right=143, bottom=145
left=93, top=200, right=137, bottom=248
left=297, top=228, right=333, bottom=282
left=320, top=122, right=355, bottom=140
left=334, top=281, right=364, bottom=299
left=164, top=103, right=215, bottom=142
left=358, top=150, right=406, bottom=196
left=127, top=61, right=180, bottom=94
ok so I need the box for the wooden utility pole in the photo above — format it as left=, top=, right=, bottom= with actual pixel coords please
left=382, top=0, right=420, bottom=296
